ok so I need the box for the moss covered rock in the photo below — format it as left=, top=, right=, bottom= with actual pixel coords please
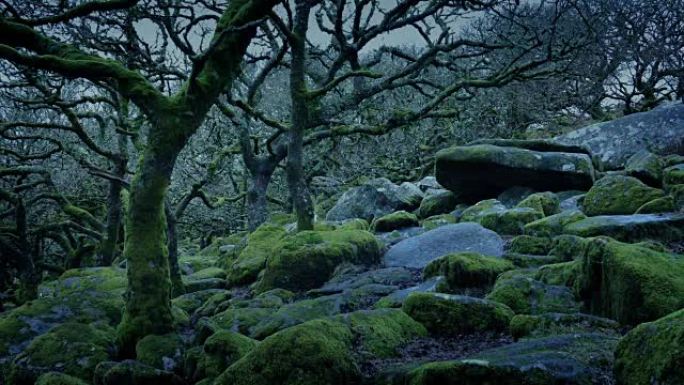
left=227, top=223, right=286, bottom=286
left=575, top=237, right=684, bottom=325
left=524, top=210, right=587, bottom=237
left=663, top=164, right=684, bottom=187
left=197, top=331, right=258, bottom=380
left=418, top=190, right=457, bottom=219
left=215, top=319, right=360, bottom=385
left=509, top=235, right=554, bottom=255
left=582, top=175, right=665, bottom=216
left=509, top=313, right=619, bottom=340
left=485, top=271, right=580, bottom=315
left=371, top=210, right=419, bottom=232
left=171, top=289, right=229, bottom=314
left=535, top=261, right=580, bottom=287
left=625, top=150, right=664, bottom=187
left=614, top=308, right=684, bottom=385
left=515, top=192, right=560, bottom=216
left=9, top=322, right=116, bottom=384
left=423, top=252, right=513, bottom=291
left=94, top=359, right=186, bottom=385
left=255, top=230, right=381, bottom=293
left=135, top=333, right=183, bottom=373
left=402, top=292, right=513, bottom=335
left=635, top=196, right=676, bottom=214
left=563, top=213, right=684, bottom=242
left=461, top=199, right=545, bottom=235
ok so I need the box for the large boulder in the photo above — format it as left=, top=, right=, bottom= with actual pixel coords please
left=624, top=150, right=664, bottom=187
left=555, top=102, right=684, bottom=169
left=614, top=308, right=684, bottom=385
left=227, top=223, right=286, bottom=286
left=423, top=252, right=514, bottom=292
left=575, top=238, right=684, bottom=325
left=383, top=223, right=505, bottom=269
left=435, top=142, right=595, bottom=203
left=325, top=178, right=423, bottom=222
left=581, top=175, right=665, bottom=216
left=459, top=199, right=545, bottom=235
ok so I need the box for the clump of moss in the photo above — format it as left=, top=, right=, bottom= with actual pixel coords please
left=614, top=308, right=684, bottom=385
left=418, top=191, right=457, bottom=219
left=197, top=331, right=257, bottom=379
left=509, top=313, right=618, bottom=340
left=371, top=211, right=419, bottom=232
left=461, top=199, right=545, bottom=235
left=9, top=322, right=116, bottom=384
left=523, top=210, right=586, bottom=237
left=635, top=196, right=676, bottom=214
left=574, top=237, right=684, bottom=325
left=402, top=292, right=513, bottom=335
left=423, top=252, right=513, bottom=292
left=663, top=164, right=684, bottom=187
left=582, top=175, right=665, bottom=216
left=515, top=192, right=560, bottom=216
left=509, top=235, right=553, bottom=255
left=35, top=372, right=90, bottom=385
left=485, top=272, right=579, bottom=315
left=227, top=223, right=286, bottom=286
left=135, top=333, right=184, bottom=372
left=335, top=218, right=370, bottom=231
left=535, top=261, right=579, bottom=287
left=214, top=319, right=360, bottom=385
left=254, top=230, right=381, bottom=293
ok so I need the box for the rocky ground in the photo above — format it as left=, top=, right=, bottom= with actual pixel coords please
left=2, top=133, right=684, bottom=385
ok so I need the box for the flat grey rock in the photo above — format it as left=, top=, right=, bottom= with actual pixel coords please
left=383, top=223, right=504, bottom=268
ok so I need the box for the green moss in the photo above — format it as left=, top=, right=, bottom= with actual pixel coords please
left=336, top=218, right=370, bottom=231
left=171, top=289, right=229, bottom=314
left=502, top=253, right=565, bottom=268
left=198, top=331, right=257, bottom=379
left=509, top=235, right=553, bottom=255
left=635, top=196, right=676, bottom=214
left=614, top=308, right=684, bottom=385
left=461, top=200, right=544, bottom=235
left=335, top=309, right=427, bottom=359
left=35, top=372, right=90, bottom=385
left=206, top=307, right=271, bottom=337
left=548, top=234, right=589, bottom=261
left=179, top=255, right=220, bottom=275
left=582, top=175, right=665, bottom=216
left=515, top=192, right=560, bottom=216
left=418, top=191, right=457, bottom=219
left=486, top=273, right=579, bottom=315
left=523, top=210, right=586, bottom=237
left=371, top=211, right=419, bottom=232
left=423, top=252, right=513, bottom=291
left=670, top=184, right=684, bottom=210
left=625, top=150, right=664, bottom=187
left=574, top=237, right=684, bottom=325
left=214, top=319, right=360, bottom=385
left=254, top=230, right=381, bottom=293
left=663, top=164, right=684, bottom=187
left=185, top=267, right=227, bottom=281
left=535, top=261, right=579, bottom=287
left=420, top=213, right=457, bottom=230
left=402, top=292, right=513, bottom=335
left=135, top=333, right=183, bottom=372
left=9, top=322, right=116, bottom=384
left=227, top=223, right=286, bottom=286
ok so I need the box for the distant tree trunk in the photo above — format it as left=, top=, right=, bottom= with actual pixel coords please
left=15, top=199, right=39, bottom=303
left=99, top=158, right=126, bottom=266
left=287, top=0, right=315, bottom=231
left=247, top=167, right=273, bottom=231
left=165, top=203, right=185, bottom=298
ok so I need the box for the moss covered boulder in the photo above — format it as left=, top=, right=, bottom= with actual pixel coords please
left=227, top=223, right=286, bottom=286
left=625, top=150, right=664, bottom=187
left=35, top=372, right=90, bottom=385
left=509, top=235, right=554, bottom=255
left=485, top=270, right=580, bottom=315
left=435, top=143, right=595, bottom=203
left=423, top=252, right=513, bottom=292
left=255, top=229, right=381, bottom=293
left=663, top=164, right=684, bottom=187
left=563, top=213, right=684, bottom=242
left=509, top=313, right=619, bottom=340
left=195, top=331, right=258, bottom=380
left=135, top=333, right=184, bottom=373
left=371, top=210, right=419, bottom=232
left=214, top=319, right=360, bottom=385
left=614, top=308, right=684, bottom=385
left=417, top=190, right=458, bottom=219
left=515, top=192, right=560, bottom=216
left=582, top=175, right=665, bottom=216
left=460, top=199, right=545, bottom=235
left=524, top=210, right=587, bottom=237
left=94, top=359, right=186, bottom=385
left=402, top=292, right=514, bottom=335
left=575, top=237, right=684, bottom=325
left=9, top=322, right=116, bottom=384
left=635, top=196, right=676, bottom=214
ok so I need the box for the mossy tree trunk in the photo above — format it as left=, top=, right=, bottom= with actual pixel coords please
left=287, top=0, right=315, bottom=232
left=165, top=201, right=185, bottom=297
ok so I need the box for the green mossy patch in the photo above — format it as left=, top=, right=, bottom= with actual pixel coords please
left=625, top=150, right=664, bottom=187
left=582, top=175, right=665, bottom=216
left=509, top=235, right=554, bottom=255
left=371, top=211, right=419, bottom=232
left=535, top=261, right=580, bottom=287
left=423, top=252, right=513, bottom=291
left=635, top=196, right=676, bottom=214
left=614, top=308, right=684, bottom=385
left=575, top=237, right=684, bottom=325
left=461, top=199, right=545, bottom=235
left=515, top=192, right=560, bottom=216
left=509, top=313, right=619, bottom=340
left=418, top=191, right=458, bottom=219
left=524, top=210, right=587, bottom=237
left=663, top=164, right=684, bottom=187
left=254, top=230, right=381, bottom=293
left=35, top=372, right=90, bottom=385
left=227, top=223, right=286, bottom=286
left=135, top=333, right=184, bottom=372
left=9, top=322, right=116, bottom=384
left=486, top=271, right=580, bottom=315
left=402, top=292, right=513, bottom=335
left=197, top=330, right=258, bottom=380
